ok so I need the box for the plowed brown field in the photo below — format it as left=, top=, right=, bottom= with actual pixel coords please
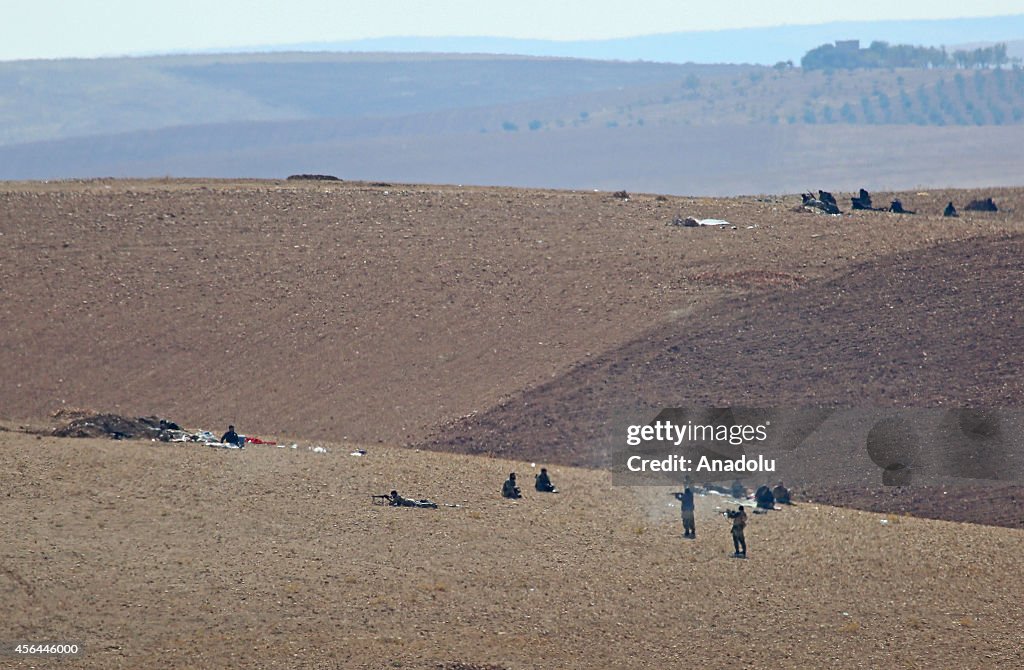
left=1, top=433, right=1022, bottom=669
left=2, top=179, right=1023, bottom=667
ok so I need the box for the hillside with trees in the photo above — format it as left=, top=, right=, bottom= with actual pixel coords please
left=3, top=53, right=1024, bottom=192
left=802, top=40, right=1015, bottom=70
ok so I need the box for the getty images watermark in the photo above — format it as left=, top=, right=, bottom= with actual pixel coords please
left=611, top=407, right=1024, bottom=487
left=624, top=419, right=773, bottom=474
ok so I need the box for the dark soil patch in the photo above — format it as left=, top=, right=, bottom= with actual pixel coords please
left=52, top=413, right=181, bottom=440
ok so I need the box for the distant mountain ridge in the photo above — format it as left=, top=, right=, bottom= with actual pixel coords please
left=237, top=15, right=1024, bottom=65
left=4, top=13, right=1024, bottom=192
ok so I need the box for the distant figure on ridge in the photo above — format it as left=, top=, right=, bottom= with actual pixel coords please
left=889, top=199, right=914, bottom=214
left=220, top=425, right=243, bottom=448
left=943, top=202, right=958, bottom=217
left=851, top=188, right=874, bottom=210
left=502, top=472, right=522, bottom=499
left=534, top=468, right=558, bottom=493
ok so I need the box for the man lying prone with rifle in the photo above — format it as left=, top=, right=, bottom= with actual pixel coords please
left=372, top=490, right=438, bottom=509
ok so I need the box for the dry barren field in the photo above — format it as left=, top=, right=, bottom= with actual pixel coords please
left=1, top=432, right=1022, bottom=669
left=2, top=178, right=1024, bottom=667
left=2, top=179, right=1022, bottom=444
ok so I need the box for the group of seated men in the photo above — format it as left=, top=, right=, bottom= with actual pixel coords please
left=502, top=468, right=558, bottom=499
left=754, top=481, right=792, bottom=509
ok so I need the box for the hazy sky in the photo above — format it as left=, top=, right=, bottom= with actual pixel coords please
left=5, top=0, right=1024, bottom=61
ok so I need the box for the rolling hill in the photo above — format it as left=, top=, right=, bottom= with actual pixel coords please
left=3, top=176, right=1024, bottom=667
left=4, top=53, right=1024, bottom=193
left=2, top=178, right=1022, bottom=527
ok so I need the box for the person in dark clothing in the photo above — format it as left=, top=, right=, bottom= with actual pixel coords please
left=726, top=505, right=747, bottom=557
left=221, top=425, right=243, bottom=447
left=388, top=490, right=438, bottom=509
left=534, top=468, right=558, bottom=493
left=730, top=479, right=747, bottom=500
left=675, top=488, right=696, bottom=538
left=772, top=481, right=792, bottom=505
left=502, top=472, right=522, bottom=499
left=755, top=485, right=776, bottom=510
left=943, top=202, right=958, bottom=217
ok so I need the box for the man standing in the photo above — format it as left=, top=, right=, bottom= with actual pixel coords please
left=727, top=505, right=747, bottom=557
left=675, top=488, right=696, bottom=538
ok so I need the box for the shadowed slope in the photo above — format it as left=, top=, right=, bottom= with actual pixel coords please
left=1, top=181, right=1021, bottom=451
left=420, top=234, right=1024, bottom=526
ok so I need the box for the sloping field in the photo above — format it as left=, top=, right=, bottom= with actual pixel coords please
left=424, top=233, right=1024, bottom=465
left=2, top=179, right=1023, bottom=528
left=2, top=179, right=1023, bottom=667
left=1, top=432, right=1022, bottom=669
left=2, top=179, right=1021, bottom=446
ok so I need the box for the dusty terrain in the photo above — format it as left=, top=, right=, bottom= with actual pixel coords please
left=2, top=178, right=1023, bottom=667
left=2, top=179, right=1021, bottom=444
left=1, top=433, right=1022, bottom=669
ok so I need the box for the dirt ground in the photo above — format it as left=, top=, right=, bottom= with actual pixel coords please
left=1, top=433, right=1022, bottom=669
left=2, top=179, right=1023, bottom=667
left=1, top=180, right=1021, bottom=447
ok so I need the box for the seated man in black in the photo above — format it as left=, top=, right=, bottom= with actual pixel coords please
left=221, top=425, right=243, bottom=448
left=772, top=481, right=792, bottom=505
left=754, top=485, right=776, bottom=510
left=534, top=468, right=558, bottom=493
left=730, top=479, right=747, bottom=500
left=502, top=472, right=522, bottom=499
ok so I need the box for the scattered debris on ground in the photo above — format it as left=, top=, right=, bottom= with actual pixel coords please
left=965, top=197, right=998, bottom=212
left=612, top=190, right=630, bottom=200
left=49, top=411, right=327, bottom=454
left=670, top=215, right=733, bottom=228
left=52, top=412, right=181, bottom=440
